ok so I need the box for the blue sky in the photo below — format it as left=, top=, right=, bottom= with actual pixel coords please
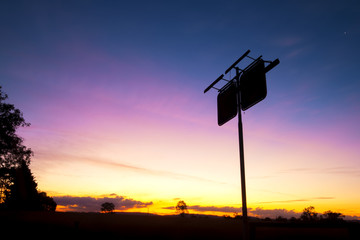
left=2, top=0, right=359, bottom=116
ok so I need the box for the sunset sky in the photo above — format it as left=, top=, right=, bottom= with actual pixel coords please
left=1, top=0, right=360, bottom=218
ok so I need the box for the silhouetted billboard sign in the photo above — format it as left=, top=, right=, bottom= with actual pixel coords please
left=240, top=59, right=266, bottom=111
left=217, top=82, right=238, bottom=126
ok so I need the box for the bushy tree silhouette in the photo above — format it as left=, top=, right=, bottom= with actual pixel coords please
left=175, top=200, right=188, bottom=217
left=5, top=160, right=39, bottom=210
left=1, top=86, right=33, bottom=203
left=322, top=210, right=344, bottom=222
left=2, top=159, right=56, bottom=211
left=0, top=85, right=56, bottom=211
left=300, top=206, right=318, bottom=221
left=38, top=191, right=57, bottom=211
left=101, top=202, right=115, bottom=213
left=0, top=86, right=33, bottom=169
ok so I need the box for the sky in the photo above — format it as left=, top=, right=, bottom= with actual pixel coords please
left=1, top=0, right=360, bottom=218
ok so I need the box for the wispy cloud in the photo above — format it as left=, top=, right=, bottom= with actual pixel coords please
left=277, top=167, right=360, bottom=176
left=274, top=36, right=303, bottom=47
left=257, top=196, right=334, bottom=204
left=188, top=205, right=242, bottom=213
left=258, top=199, right=308, bottom=204
left=250, top=166, right=360, bottom=188
left=53, top=194, right=153, bottom=212
left=33, top=146, right=229, bottom=186
left=85, top=158, right=228, bottom=185
left=284, top=46, right=309, bottom=59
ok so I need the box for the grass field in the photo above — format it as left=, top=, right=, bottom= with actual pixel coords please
left=1, top=211, right=359, bottom=239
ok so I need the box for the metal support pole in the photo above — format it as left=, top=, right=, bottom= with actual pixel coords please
left=236, top=68, right=249, bottom=240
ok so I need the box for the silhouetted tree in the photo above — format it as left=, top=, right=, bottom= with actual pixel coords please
left=0, top=86, right=33, bottom=168
left=175, top=200, right=188, bottom=217
left=0, top=86, right=56, bottom=211
left=4, top=160, right=39, bottom=210
left=0, top=86, right=33, bottom=203
left=300, top=206, right=318, bottom=221
left=322, top=210, right=344, bottom=222
left=3, top=160, right=55, bottom=211
left=38, top=191, right=57, bottom=212
left=101, top=202, right=115, bottom=213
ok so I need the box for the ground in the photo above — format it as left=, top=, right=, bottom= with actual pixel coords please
left=1, top=211, right=359, bottom=239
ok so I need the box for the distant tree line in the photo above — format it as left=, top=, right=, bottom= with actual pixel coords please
left=262, top=206, right=345, bottom=223
left=175, top=200, right=345, bottom=223
left=174, top=199, right=345, bottom=223
left=0, top=86, right=56, bottom=211
left=299, top=206, right=344, bottom=222
left=223, top=206, right=345, bottom=223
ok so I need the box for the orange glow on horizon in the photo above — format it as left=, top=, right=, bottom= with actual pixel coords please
left=50, top=192, right=360, bottom=220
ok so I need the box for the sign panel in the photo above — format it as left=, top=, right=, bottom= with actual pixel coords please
left=240, top=59, right=267, bottom=111
left=217, top=81, right=238, bottom=126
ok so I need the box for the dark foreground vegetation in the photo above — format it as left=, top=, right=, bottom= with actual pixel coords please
left=0, top=86, right=56, bottom=211
left=1, top=211, right=359, bottom=240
